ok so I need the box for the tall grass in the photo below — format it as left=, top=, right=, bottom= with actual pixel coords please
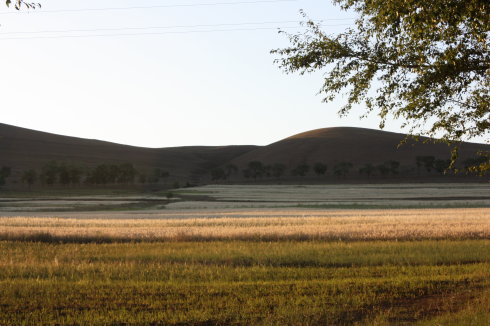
left=1, top=208, right=488, bottom=242
left=0, top=240, right=489, bottom=325
left=0, top=207, right=488, bottom=324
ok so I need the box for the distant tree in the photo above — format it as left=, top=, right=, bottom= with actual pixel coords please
left=248, top=161, right=265, bottom=178
left=263, top=165, right=272, bottom=177
left=415, top=156, right=424, bottom=174
left=151, top=168, right=170, bottom=183
left=359, top=163, right=375, bottom=178
left=313, top=162, right=327, bottom=176
left=376, top=163, right=391, bottom=176
left=150, top=169, right=160, bottom=183
left=108, top=165, right=120, bottom=183
left=417, top=156, right=436, bottom=173
left=333, top=162, right=352, bottom=178
left=387, top=161, right=400, bottom=175
left=89, top=164, right=110, bottom=184
left=69, top=166, right=83, bottom=185
left=117, top=163, right=137, bottom=184
left=424, top=156, right=436, bottom=173
left=0, top=166, right=11, bottom=186
left=58, top=164, right=71, bottom=185
left=139, top=174, right=147, bottom=184
left=21, top=169, right=37, bottom=187
left=271, top=163, right=286, bottom=179
left=434, top=159, right=451, bottom=175
left=291, top=163, right=310, bottom=177
left=150, top=170, right=159, bottom=183
left=41, top=161, right=59, bottom=185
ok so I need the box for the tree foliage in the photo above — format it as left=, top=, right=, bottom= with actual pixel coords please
left=313, top=162, right=328, bottom=175
left=272, top=0, right=489, bottom=168
left=21, top=169, right=37, bottom=187
left=291, top=163, right=310, bottom=177
left=333, top=162, right=353, bottom=177
left=271, top=163, right=286, bottom=178
left=5, top=0, right=39, bottom=9
left=0, top=166, right=11, bottom=186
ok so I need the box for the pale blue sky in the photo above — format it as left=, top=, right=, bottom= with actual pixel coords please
left=0, top=0, right=474, bottom=147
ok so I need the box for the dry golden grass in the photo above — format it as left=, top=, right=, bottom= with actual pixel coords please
left=0, top=207, right=489, bottom=242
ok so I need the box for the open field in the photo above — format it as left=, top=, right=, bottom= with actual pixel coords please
left=1, top=208, right=489, bottom=242
left=2, top=183, right=490, bottom=212
left=1, top=184, right=489, bottom=325
left=1, top=239, right=489, bottom=325
left=170, top=183, right=490, bottom=209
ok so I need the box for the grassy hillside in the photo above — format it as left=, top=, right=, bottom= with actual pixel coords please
left=227, top=127, right=489, bottom=182
left=0, top=123, right=257, bottom=186
left=1, top=123, right=488, bottom=188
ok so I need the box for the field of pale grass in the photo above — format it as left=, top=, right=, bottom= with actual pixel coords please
left=1, top=187, right=489, bottom=325
left=1, top=240, right=489, bottom=325
left=1, top=208, right=488, bottom=242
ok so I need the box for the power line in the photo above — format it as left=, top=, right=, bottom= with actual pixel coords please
left=0, top=0, right=298, bottom=15
left=0, top=23, right=353, bottom=40
left=0, top=19, right=354, bottom=35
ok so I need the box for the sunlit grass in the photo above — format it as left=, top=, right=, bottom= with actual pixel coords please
left=1, top=207, right=488, bottom=242
left=0, top=206, right=489, bottom=324
left=0, top=240, right=489, bottom=325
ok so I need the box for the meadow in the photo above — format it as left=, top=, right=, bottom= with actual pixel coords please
left=0, top=184, right=489, bottom=325
left=0, top=208, right=489, bottom=242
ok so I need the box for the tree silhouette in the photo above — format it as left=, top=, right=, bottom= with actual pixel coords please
left=21, top=169, right=37, bottom=187
left=313, top=162, right=327, bottom=176
left=333, top=162, right=352, bottom=178
left=248, top=161, right=265, bottom=179
left=0, top=167, right=11, bottom=186
left=291, top=163, right=309, bottom=177
left=271, top=163, right=286, bottom=178
left=359, top=163, right=375, bottom=178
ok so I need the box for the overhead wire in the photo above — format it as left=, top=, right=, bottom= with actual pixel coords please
left=0, top=19, right=354, bottom=35
left=0, top=23, right=353, bottom=40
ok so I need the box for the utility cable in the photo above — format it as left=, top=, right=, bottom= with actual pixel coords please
left=0, top=19, right=354, bottom=35
left=0, top=23, right=353, bottom=40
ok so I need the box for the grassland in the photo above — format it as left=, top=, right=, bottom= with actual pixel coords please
left=169, top=184, right=490, bottom=209
left=2, top=183, right=490, bottom=212
left=1, top=208, right=489, bottom=242
left=0, top=206, right=489, bottom=325
left=1, top=240, right=489, bottom=325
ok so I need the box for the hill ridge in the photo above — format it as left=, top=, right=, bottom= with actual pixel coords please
left=1, top=123, right=488, bottom=186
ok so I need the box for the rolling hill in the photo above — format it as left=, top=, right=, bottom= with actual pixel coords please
left=231, top=127, right=488, bottom=167
left=0, top=123, right=257, bottom=185
left=0, top=123, right=488, bottom=187
left=228, top=127, right=489, bottom=181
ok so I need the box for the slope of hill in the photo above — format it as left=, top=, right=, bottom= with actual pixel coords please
left=1, top=123, right=488, bottom=187
left=229, top=127, right=489, bottom=179
left=0, top=123, right=257, bottom=184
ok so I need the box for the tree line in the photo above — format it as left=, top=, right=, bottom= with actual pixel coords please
left=6, top=161, right=171, bottom=187
left=210, top=155, right=488, bottom=181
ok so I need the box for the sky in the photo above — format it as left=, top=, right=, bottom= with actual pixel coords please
left=0, top=0, right=480, bottom=147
